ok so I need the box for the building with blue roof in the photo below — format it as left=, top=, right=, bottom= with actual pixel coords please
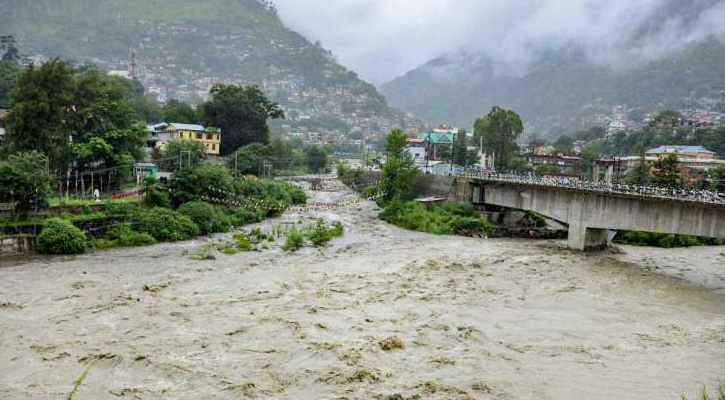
left=646, top=145, right=715, bottom=160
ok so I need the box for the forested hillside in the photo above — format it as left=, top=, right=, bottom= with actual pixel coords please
left=382, top=39, right=725, bottom=135
left=382, top=0, right=725, bottom=135
left=0, top=0, right=416, bottom=133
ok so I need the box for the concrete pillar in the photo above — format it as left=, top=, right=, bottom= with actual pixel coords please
left=593, top=163, right=601, bottom=183
left=605, top=165, right=614, bottom=185
left=566, top=193, right=614, bottom=251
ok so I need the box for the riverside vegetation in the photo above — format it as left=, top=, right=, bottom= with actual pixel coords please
left=339, top=129, right=493, bottom=238
left=35, top=163, right=307, bottom=255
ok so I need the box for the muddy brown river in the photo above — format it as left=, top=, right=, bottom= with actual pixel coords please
left=1, top=177, right=724, bottom=400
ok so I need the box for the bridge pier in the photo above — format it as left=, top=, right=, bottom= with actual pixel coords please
left=566, top=193, right=615, bottom=251
left=567, top=222, right=614, bottom=251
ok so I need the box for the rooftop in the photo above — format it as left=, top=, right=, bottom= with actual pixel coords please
left=646, top=145, right=715, bottom=155
left=168, top=123, right=206, bottom=131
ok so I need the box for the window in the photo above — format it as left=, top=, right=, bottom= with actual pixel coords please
left=212, top=144, right=216, bottom=151
left=196, top=133, right=202, bottom=139
left=207, top=134, right=213, bottom=140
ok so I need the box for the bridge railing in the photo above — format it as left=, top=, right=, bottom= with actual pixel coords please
left=457, top=170, right=725, bottom=205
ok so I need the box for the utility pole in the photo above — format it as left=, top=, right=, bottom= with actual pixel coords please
left=234, top=152, right=238, bottom=176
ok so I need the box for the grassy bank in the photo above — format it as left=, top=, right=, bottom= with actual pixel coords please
left=380, top=201, right=493, bottom=237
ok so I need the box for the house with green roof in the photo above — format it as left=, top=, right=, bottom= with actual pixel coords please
left=418, top=131, right=454, bottom=160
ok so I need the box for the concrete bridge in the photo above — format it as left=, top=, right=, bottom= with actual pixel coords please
left=453, top=177, right=725, bottom=251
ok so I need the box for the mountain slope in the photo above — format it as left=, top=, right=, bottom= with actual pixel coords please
left=382, top=39, right=725, bottom=135
left=381, top=0, right=725, bottom=135
left=1, top=0, right=416, bottom=132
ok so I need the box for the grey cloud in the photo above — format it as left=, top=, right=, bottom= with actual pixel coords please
left=274, top=0, right=725, bottom=84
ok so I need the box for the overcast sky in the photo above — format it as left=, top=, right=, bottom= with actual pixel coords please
left=274, top=0, right=725, bottom=85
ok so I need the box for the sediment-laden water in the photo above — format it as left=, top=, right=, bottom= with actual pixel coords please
left=1, top=177, right=724, bottom=400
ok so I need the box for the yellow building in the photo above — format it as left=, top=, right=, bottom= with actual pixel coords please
left=166, top=123, right=222, bottom=155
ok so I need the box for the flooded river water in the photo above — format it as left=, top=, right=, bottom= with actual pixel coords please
left=1, top=177, right=724, bottom=400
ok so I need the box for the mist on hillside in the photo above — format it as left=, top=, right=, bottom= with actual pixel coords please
left=274, top=0, right=725, bottom=83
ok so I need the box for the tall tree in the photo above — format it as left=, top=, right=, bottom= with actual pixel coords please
left=201, top=85, right=284, bottom=155
left=6, top=59, right=146, bottom=179
left=624, top=151, right=651, bottom=185
left=651, top=152, right=684, bottom=188
left=162, top=99, right=199, bottom=124
left=304, top=145, right=329, bottom=173
left=0, top=60, right=19, bottom=108
left=552, top=135, right=575, bottom=155
left=379, top=128, right=418, bottom=203
left=6, top=59, right=75, bottom=173
left=474, top=106, right=524, bottom=171
left=0, top=151, right=52, bottom=216
left=712, top=164, right=725, bottom=192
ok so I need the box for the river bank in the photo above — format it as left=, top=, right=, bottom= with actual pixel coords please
left=1, top=176, right=723, bottom=400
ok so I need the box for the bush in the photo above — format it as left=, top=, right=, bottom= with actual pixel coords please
left=282, top=228, right=305, bottom=252
left=169, top=164, right=235, bottom=207
left=234, top=233, right=253, bottom=252
left=143, top=182, right=171, bottom=208
left=286, top=184, right=307, bottom=205
left=36, top=218, right=87, bottom=255
left=130, top=207, right=200, bottom=242
left=106, top=224, right=157, bottom=247
left=228, top=206, right=263, bottom=227
left=381, top=201, right=492, bottom=237
left=618, top=231, right=717, bottom=248
left=178, top=201, right=231, bottom=235
left=361, top=186, right=378, bottom=199
left=305, top=220, right=344, bottom=246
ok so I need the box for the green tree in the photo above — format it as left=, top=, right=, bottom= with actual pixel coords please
left=169, top=163, right=235, bottom=207
left=201, top=85, right=284, bottom=155
left=0, top=60, right=19, bottom=108
left=269, top=137, right=297, bottom=171
left=304, top=145, right=329, bottom=173
left=574, top=144, right=600, bottom=180
left=164, top=139, right=207, bottom=169
left=5, top=59, right=75, bottom=173
left=7, top=60, right=146, bottom=180
left=229, top=142, right=272, bottom=176
left=552, top=135, right=575, bottom=155
left=379, top=128, right=419, bottom=203
left=162, top=99, right=199, bottom=124
left=109, top=76, right=163, bottom=123
left=711, top=164, right=725, bottom=192
left=651, top=152, right=684, bottom=188
left=624, top=152, right=651, bottom=185
left=0, top=151, right=52, bottom=216
left=474, top=106, right=524, bottom=171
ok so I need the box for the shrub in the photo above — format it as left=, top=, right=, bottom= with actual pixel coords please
left=178, top=201, right=231, bottom=235
left=144, top=184, right=171, bottom=208
left=282, top=228, right=305, bottom=252
left=106, top=224, right=157, bottom=247
left=92, top=238, right=118, bottom=250
left=36, top=218, right=88, bottom=255
left=381, top=201, right=492, bottom=237
left=618, top=231, right=714, bottom=248
left=130, top=207, right=200, bottom=242
left=361, top=186, right=378, bottom=199
left=169, top=164, right=235, bottom=207
left=680, top=383, right=725, bottom=400
left=228, top=206, right=263, bottom=227
left=336, top=161, right=349, bottom=178
left=305, top=220, right=344, bottom=246
left=105, top=202, right=137, bottom=218
left=234, top=233, right=253, bottom=251
left=286, top=185, right=307, bottom=205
